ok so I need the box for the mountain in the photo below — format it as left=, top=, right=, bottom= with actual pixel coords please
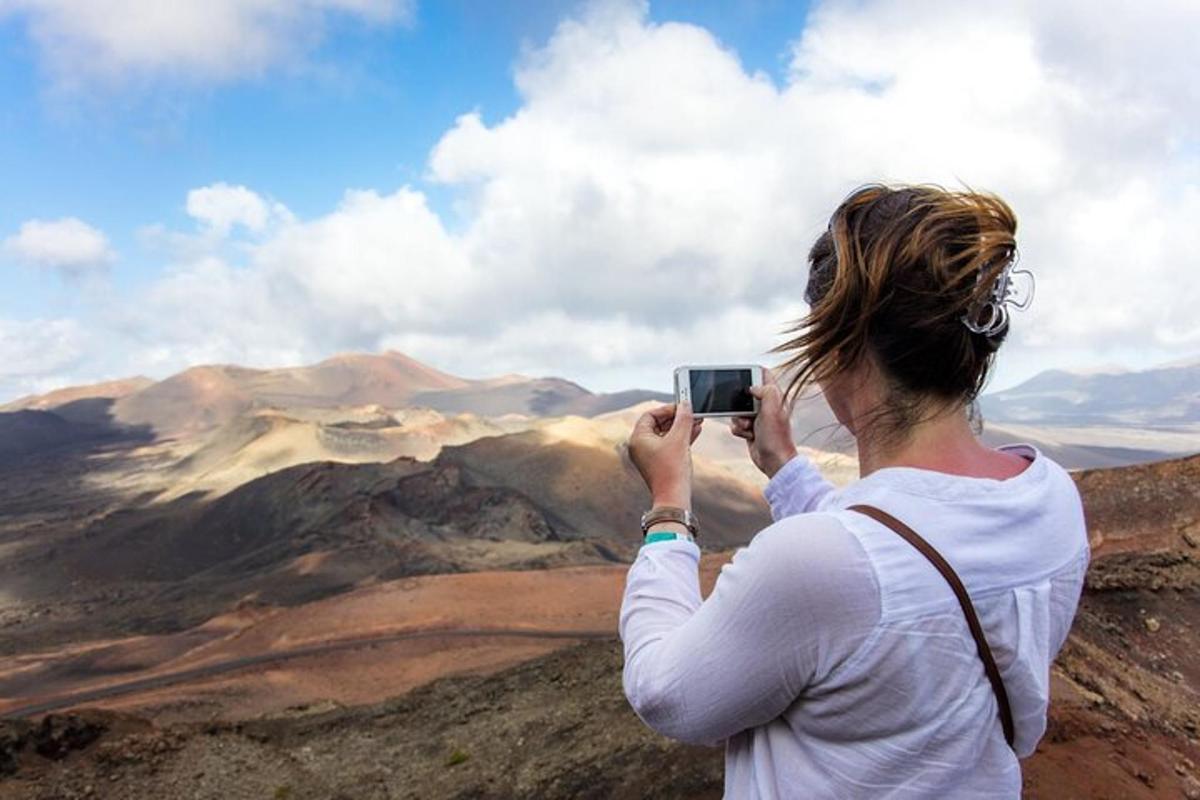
left=0, top=377, right=153, bottom=414
left=105, top=352, right=470, bottom=435
left=413, top=376, right=671, bottom=418
left=0, top=421, right=770, bottom=651
left=981, top=360, right=1200, bottom=427
left=5, top=352, right=672, bottom=437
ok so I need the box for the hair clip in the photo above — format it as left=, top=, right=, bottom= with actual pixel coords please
left=961, top=258, right=1035, bottom=337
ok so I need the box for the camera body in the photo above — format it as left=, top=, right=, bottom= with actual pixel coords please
left=674, top=364, right=763, bottom=418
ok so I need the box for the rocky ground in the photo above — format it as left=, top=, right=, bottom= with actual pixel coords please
left=3, top=547, right=1198, bottom=800
left=1, top=399, right=1196, bottom=797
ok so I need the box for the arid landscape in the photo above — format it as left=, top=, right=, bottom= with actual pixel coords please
left=1, top=352, right=1198, bottom=799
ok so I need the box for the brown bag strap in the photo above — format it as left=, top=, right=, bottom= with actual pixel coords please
left=848, top=503, right=1016, bottom=749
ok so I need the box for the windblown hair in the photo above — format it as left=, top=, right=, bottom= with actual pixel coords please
left=775, top=184, right=1018, bottom=438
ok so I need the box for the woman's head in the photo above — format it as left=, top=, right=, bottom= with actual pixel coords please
left=776, top=184, right=1019, bottom=445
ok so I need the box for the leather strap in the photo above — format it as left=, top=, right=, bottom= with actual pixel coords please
left=848, top=503, right=1016, bottom=749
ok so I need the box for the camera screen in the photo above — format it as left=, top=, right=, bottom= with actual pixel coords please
left=689, top=369, right=754, bottom=414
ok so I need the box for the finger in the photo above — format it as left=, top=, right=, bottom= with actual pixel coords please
left=731, top=427, right=754, bottom=442
left=639, top=404, right=678, bottom=435
left=749, top=382, right=783, bottom=411
left=669, top=400, right=694, bottom=440
left=748, top=385, right=775, bottom=414
left=632, top=410, right=659, bottom=436
left=689, top=419, right=703, bottom=445
left=634, top=413, right=674, bottom=443
left=645, top=403, right=677, bottom=425
left=763, top=370, right=795, bottom=413
left=730, top=416, right=751, bottom=433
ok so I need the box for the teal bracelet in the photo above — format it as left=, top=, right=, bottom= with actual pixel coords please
left=643, top=530, right=696, bottom=545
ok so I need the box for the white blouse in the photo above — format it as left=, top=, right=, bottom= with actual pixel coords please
left=619, top=444, right=1089, bottom=799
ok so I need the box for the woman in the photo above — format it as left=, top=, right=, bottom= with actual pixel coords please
left=621, top=185, right=1089, bottom=798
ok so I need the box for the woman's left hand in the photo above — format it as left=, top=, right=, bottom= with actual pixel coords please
left=628, top=402, right=703, bottom=509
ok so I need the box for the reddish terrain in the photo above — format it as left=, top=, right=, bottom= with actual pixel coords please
left=2, top=456, right=1198, bottom=798
left=0, top=353, right=1195, bottom=798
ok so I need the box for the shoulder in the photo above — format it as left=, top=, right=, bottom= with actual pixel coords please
left=745, top=511, right=863, bottom=561
left=1037, top=452, right=1090, bottom=545
left=1038, top=449, right=1079, bottom=491
left=729, top=512, right=882, bottom=611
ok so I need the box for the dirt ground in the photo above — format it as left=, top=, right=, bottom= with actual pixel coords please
left=3, top=453, right=1198, bottom=798
left=0, top=556, right=728, bottom=724
left=2, top=544, right=1198, bottom=799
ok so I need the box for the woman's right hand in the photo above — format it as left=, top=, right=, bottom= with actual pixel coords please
left=730, top=371, right=798, bottom=479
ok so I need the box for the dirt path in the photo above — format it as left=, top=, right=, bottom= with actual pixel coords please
left=0, top=627, right=617, bottom=719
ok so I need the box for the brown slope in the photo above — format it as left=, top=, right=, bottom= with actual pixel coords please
left=111, top=365, right=258, bottom=435
left=109, top=352, right=470, bottom=436
left=1, top=423, right=769, bottom=653
left=0, top=410, right=135, bottom=461
left=248, top=351, right=470, bottom=408
left=1073, top=451, right=1200, bottom=556
left=0, top=376, right=153, bottom=413
left=439, top=429, right=770, bottom=551
left=157, top=408, right=511, bottom=499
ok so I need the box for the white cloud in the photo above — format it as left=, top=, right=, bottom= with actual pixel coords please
left=0, top=317, right=87, bottom=397
left=186, top=183, right=282, bottom=236
left=125, top=187, right=474, bottom=358
left=5, top=0, right=1199, bottom=401
left=0, top=0, right=414, bottom=87
left=380, top=301, right=807, bottom=390
left=421, top=0, right=1198, bottom=385
left=3, top=217, right=114, bottom=274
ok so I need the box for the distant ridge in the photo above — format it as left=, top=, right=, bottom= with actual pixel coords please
left=1, top=376, right=153, bottom=413
left=7, top=351, right=1196, bottom=466
left=5, top=351, right=671, bottom=436
left=981, top=358, right=1200, bottom=427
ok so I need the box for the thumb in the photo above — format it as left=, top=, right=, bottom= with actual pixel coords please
left=670, top=399, right=694, bottom=439
left=749, top=383, right=781, bottom=408
left=749, top=385, right=775, bottom=408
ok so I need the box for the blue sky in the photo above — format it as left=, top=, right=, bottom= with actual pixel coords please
left=0, top=1, right=809, bottom=304
left=0, top=0, right=1196, bottom=400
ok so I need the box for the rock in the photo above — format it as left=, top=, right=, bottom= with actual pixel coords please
left=32, top=714, right=106, bottom=760
left=1144, top=617, right=1161, bottom=633
left=0, top=719, right=34, bottom=777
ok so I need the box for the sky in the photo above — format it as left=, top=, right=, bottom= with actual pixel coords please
left=0, top=0, right=1197, bottom=401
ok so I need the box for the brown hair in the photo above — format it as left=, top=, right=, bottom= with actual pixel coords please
left=775, top=184, right=1018, bottom=441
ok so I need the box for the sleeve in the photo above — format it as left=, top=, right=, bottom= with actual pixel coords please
left=762, top=452, right=838, bottom=521
left=618, top=515, right=881, bottom=746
